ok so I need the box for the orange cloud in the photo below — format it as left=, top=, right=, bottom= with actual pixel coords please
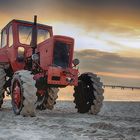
left=97, top=72, right=140, bottom=79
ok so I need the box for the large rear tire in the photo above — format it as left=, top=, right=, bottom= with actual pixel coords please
left=73, top=72, right=104, bottom=115
left=11, top=70, right=37, bottom=116
left=0, top=66, right=6, bottom=108
left=36, top=87, right=59, bottom=110
left=46, top=88, right=59, bottom=110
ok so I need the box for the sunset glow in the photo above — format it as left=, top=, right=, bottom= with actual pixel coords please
left=97, top=72, right=140, bottom=79
left=0, top=0, right=140, bottom=86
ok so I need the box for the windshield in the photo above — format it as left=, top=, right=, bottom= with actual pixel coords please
left=19, top=25, right=51, bottom=45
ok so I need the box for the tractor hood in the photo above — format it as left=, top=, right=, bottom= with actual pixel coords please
left=53, top=35, right=74, bottom=68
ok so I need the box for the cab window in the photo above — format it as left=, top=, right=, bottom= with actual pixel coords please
left=9, top=26, right=13, bottom=47
left=19, top=25, right=51, bottom=45
left=1, top=29, right=7, bottom=48
left=37, top=29, right=50, bottom=44
left=19, top=25, right=32, bottom=45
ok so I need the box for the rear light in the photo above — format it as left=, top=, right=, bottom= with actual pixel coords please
left=17, top=47, right=25, bottom=62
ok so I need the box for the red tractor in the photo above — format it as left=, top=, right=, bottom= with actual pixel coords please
left=0, top=16, right=104, bottom=116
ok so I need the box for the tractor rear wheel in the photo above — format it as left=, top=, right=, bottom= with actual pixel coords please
left=73, top=72, right=104, bottom=115
left=36, top=87, right=59, bottom=110
left=0, top=66, right=6, bottom=108
left=46, top=87, right=59, bottom=110
left=11, top=70, right=37, bottom=116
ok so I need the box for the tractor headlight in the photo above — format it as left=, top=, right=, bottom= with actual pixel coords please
left=32, top=53, right=39, bottom=61
left=66, top=77, right=73, bottom=83
left=72, top=58, right=80, bottom=66
left=17, top=47, right=25, bottom=62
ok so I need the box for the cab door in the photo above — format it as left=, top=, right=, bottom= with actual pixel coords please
left=0, top=28, right=9, bottom=63
left=6, top=25, right=15, bottom=62
left=7, top=24, right=25, bottom=71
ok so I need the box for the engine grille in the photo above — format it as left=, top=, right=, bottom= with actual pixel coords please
left=53, top=41, right=70, bottom=68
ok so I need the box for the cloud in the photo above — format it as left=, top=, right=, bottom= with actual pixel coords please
left=0, top=0, right=140, bottom=29
left=0, top=0, right=140, bottom=43
left=74, top=49, right=140, bottom=86
left=0, top=1, right=139, bottom=89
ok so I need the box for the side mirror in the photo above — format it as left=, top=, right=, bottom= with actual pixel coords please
left=72, top=58, right=80, bottom=67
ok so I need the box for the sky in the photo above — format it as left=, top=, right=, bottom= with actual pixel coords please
left=0, top=0, right=140, bottom=86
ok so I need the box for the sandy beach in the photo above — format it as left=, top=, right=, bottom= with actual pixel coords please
left=0, top=99, right=140, bottom=140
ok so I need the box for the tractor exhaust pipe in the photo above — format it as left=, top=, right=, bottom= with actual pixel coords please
left=31, top=15, right=37, bottom=54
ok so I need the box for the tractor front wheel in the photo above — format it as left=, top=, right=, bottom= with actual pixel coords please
left=73, top=72, right=104, bottom=115
left=11, top=70, right=37, bottom=116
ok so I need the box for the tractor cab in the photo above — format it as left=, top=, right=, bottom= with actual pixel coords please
left=0, top=19, right=53, bottom=70
left=1, top=19, right=53, bottom=48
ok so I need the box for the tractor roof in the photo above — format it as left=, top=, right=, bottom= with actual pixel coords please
left=3, top=19, right=52, bottom=30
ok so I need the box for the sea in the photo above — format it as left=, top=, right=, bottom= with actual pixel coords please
left=58, top=87, right=140, bottom=101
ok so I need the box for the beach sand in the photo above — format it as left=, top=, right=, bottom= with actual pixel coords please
left=0, top=99, right=140, bottom=140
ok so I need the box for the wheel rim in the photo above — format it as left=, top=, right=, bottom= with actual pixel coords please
left=12, top=80, right=23, bottom=113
